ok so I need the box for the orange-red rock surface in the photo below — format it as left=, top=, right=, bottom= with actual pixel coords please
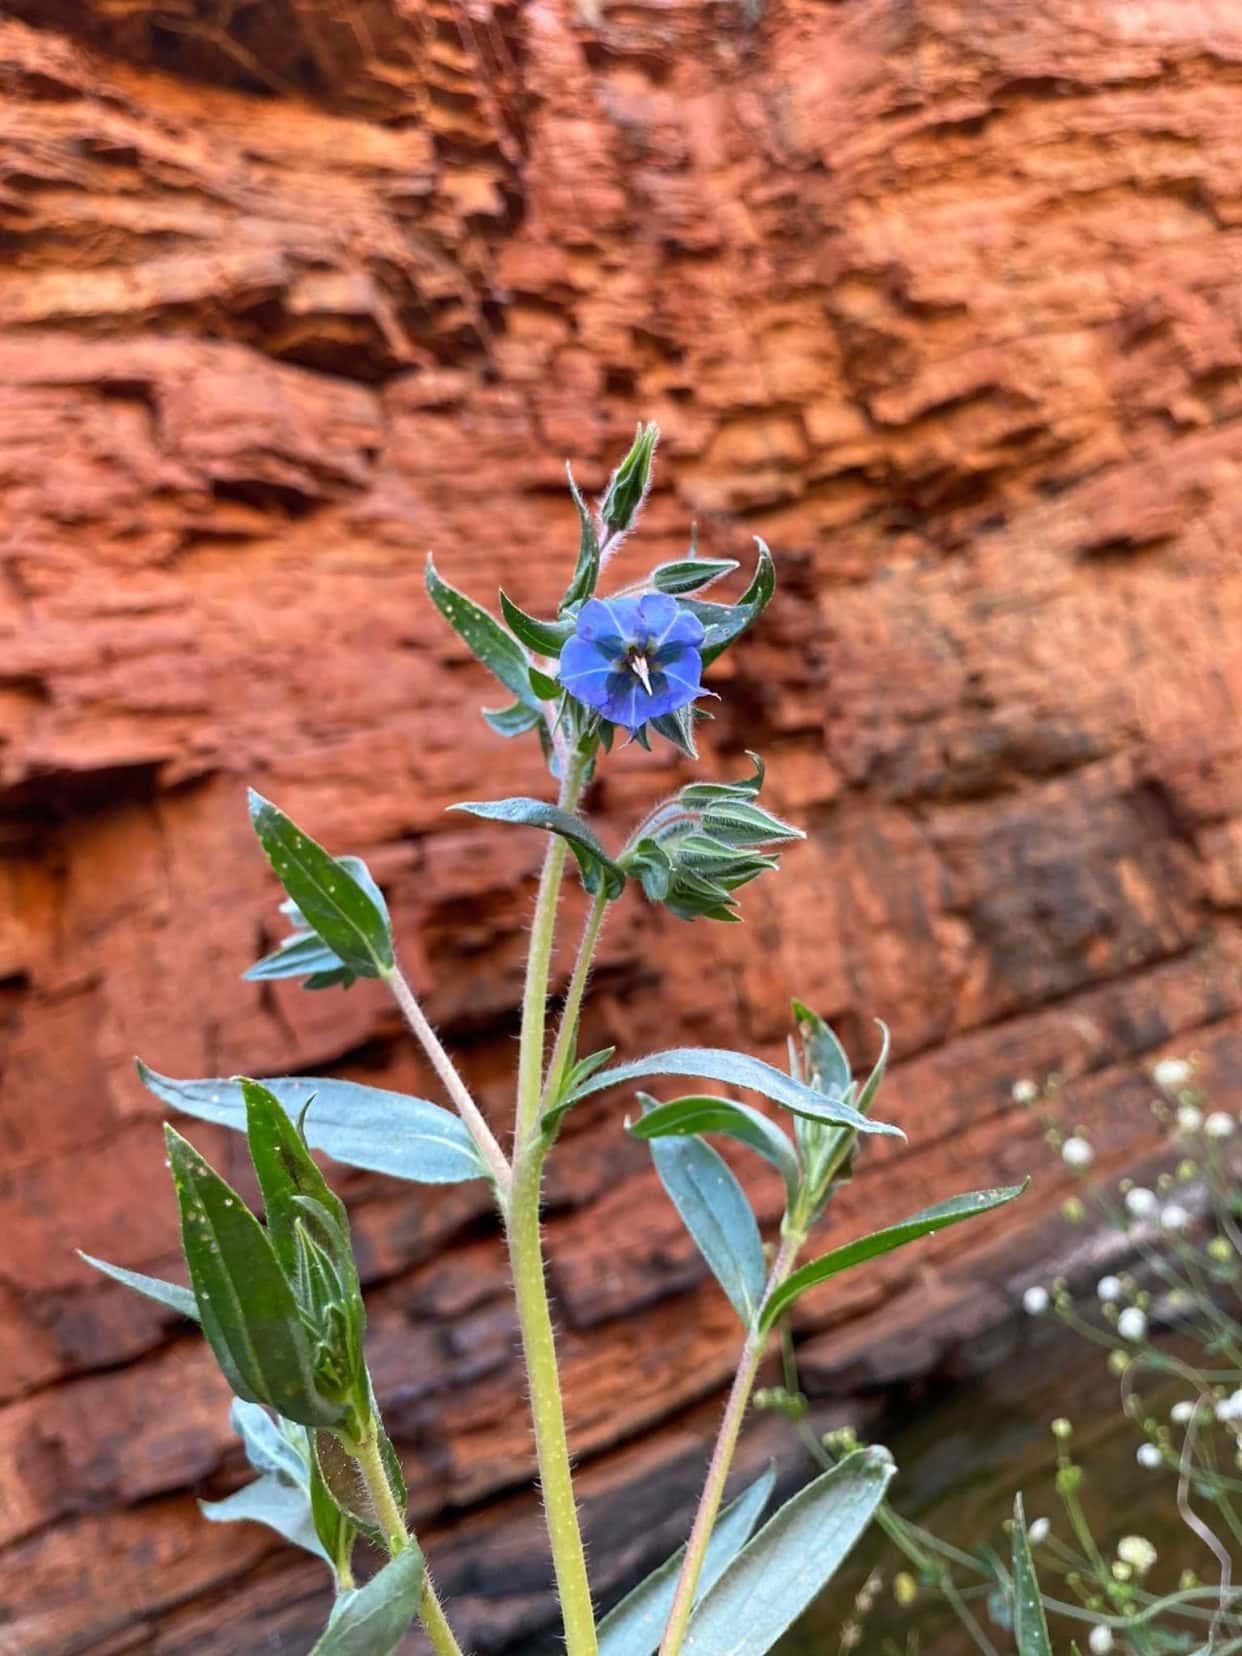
left=1, top=0, right=1241, bottom=1649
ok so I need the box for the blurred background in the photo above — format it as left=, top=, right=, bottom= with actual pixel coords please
left=1, top=0, right=1240, bottom=1650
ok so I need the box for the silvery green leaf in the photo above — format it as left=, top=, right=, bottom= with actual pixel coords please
left=629, top=1098, right=799, bottom=1200
left=78, top=1253, right=199, bottom=1322
left=681, top=1448, right=895, bottom=1655
left=245, top=932, right=347, bottom=984
left=230, top=1399, right=309, bottom=1484
left=483, top=699, right=543, bottom=738
left=139, top=1065, right=484, bottom=1185
left=651, top=558, right=740, bottom=596
left=759, top=1182, right=1028, bottom=1333
left=855, top=1021, right=890, bottom=1116
left=499, top=590, right=574, bottom=657
left=449, top=797, right=625, bottom=899
left=791, top=1000, right=851, bottom=1097
left=201, top=1469, right=330, bottom=1565
left=560, top=462, right=601, bottom=612
left=683, top=541, right=775, bottom=666
left=598, top=1466, right=775, bottom=1656
left=311, top=1544, right=425, bottom=1655
left=649, top=706, right=699, bottom=759
left=425, top=555, right=539, bottom=710
left=641, top=1099, right=766, bottom=1327
left=1012, top=1495, right=1053, bottom=1654
left=558, top=1048, right=902, bottom=1139
left=165, top=1125, right=341, bottom=1428
left=248, top=794, right=393, bottom=977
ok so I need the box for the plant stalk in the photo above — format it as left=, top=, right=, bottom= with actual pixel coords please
left=508, top=751, right=598, bottom=1655
left=658, top=1226, right=805, bottom=1656
left=386, top=963, right=512, bottom=1199
left=544, top=887, right=610, bottom=1106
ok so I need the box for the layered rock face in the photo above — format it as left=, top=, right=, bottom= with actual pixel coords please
left=1, top=0, right=1240, bottom=1649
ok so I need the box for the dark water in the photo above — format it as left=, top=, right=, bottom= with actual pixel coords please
left=780, top=1316, right=1220, bottom=1653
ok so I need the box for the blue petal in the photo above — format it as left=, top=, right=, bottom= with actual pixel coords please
left=634, top=592, right=680, bottom=638
left=649, top=606, right=706, bottom=661
left=558, top=634, right=620, bottom=703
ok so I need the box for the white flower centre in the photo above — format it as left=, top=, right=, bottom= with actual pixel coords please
left=629, top=651, right=653, bottom=693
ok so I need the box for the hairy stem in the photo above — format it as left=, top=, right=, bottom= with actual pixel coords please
left=658, top=1228, right=805, bottom=1656
left=350, top=1424, right=466, bottom=1656
left=508, top=751, right=598, bottom=1655
left=385, top=963, right=512, bottom=1199
left=544, top=887, right=610, bottom=1106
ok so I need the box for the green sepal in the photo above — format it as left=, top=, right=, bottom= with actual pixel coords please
left=759, top=1181, right=1029, bottom=1333
left=164, top=1125, right=343, bottom=1428
left=449, top=797, right=625, bottom=899
left=499, top=590, right=574, bottom=656
left=425, top=554, right=540, bottom=713
left=78, top=1252, right=200, bottom=1322
left=248, top=795, right=393, bottom=978
left=528, top=665, right=562, bottom=702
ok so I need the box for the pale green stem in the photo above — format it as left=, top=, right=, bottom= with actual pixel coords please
left=658, top=1227, right=805, bottom=1656
left=544, top=886, right=610, bottom=1107
left=349, top=1425, right=466, bottom=1656
left=508, top=751, right=598, bottom=1656
left=385, top=962, right=512, bottom=1201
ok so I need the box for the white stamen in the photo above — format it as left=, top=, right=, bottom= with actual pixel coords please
left=630, top=653, right=653, bottom=693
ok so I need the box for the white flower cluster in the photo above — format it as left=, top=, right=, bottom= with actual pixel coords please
left=1118, top=1306, right=1147, bottom=1342
left=1116, top=1535, right=1157, bottom=1575
left=1023, top=1286, right=1050, bottom=1316
left=1216, top=1388, right=1242, bottom=1425
left=1125, top=1186, right=1158, bottom=1219
left=1152, top=1056, right=1192, bottom=1092
left=1088, top=1626, right=1114, bottom=1653
left=1061, top=1135, right=1093, bottom=1170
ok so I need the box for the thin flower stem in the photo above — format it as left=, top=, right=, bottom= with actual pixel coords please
left=544, top=886, right=610, bottom=1106
left=508, top=751, right=598, bottom=1656
left=385, top=962, right=512, bottom=1200
left=658, top=1227, right=805, bottom=1656
left=349, top=1425, right=466, bottom=1656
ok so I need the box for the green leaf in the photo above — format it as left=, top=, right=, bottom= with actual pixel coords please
left=311, top=1544, right=425, bottom=1655
left=628, top=1098, right=799, bottom=1200
left=425, top=554, right=539, bottom=710
left=164, top=1125, right=342, bottom=1427
left=759, top=1182, right=1028, bottom=1333
left=1012, top=1494, right=1053, bottom=1655
left=855, top=1021, right=891, bottom=1117
left=681, top=1447, right=895, bottom=1654
left=230, top=1398, right=309, bottom=1483
left=245, top=931, right=348, bottom=985
left=248, top=794, right=393, bottom=977
left=560, top=462, right=601, bottom=612
left=139, top=1064, right=484, bottom=1185
left=559, top=1048, right=903, bottom=1139
left=78, top=1252, right=200, bottom=1322
left=598, top=1466, right=775, bottom=1656
left=483, top=699, right=543, bottom=738
left=641, top=1099, right=766, bottom=1327
left=201, top=1400, right=343, bottom=1572
left=499, top=590, right=574, bottom=657
left=201, top=1469, right=330, bottom=1565
left=449, top=797, right=625, bottom=899
left=683, top=540, right=775, bottom=667
left=791, top=1000, right=851, bottom=1097
left=651, top=558, right=740, bottom=596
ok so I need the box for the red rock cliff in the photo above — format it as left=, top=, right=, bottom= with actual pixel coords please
left=1, top=1, right=1240, bottom=1649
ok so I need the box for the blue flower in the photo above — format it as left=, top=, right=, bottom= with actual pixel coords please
left=558, top=593, right=706, bottom=732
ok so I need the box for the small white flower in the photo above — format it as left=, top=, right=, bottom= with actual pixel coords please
left=1011, top=1078, right=1039, bottom=1105
left=1160, top=1203, right=1190, bottom=1232
left=1026, top=1516, right=1050, bottom=1545
left=1125, top=1186, right=1159, bottom=1219
left=1089, top=1626, right=1114, bottom=1654
left=1023, top=1285, right=1050, bottom=1316
left=1215, top=1389, right=1242, bottom=1424
left=1205, top=1112, right=1235, bottom=1140
left=1171, top=1400, right=1198, bottom=1424
left=1096, top=1275, right=1123, bottom=1303
left=1136, top=1443, right=1162, bottom=1468
left=1176, top=1104, right=1203, bottom=1134
left=1117, top=1535, right=1157, bottom=1575
left=1061, top=1136, right=1094, bottom=1169
left=1153, top=1056, right=1192, bottom=1091
left=1118, top=1307, right=1148, bottom=1341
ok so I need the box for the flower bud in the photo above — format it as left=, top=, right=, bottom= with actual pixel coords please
left=600, top=422, right=659, bottom=533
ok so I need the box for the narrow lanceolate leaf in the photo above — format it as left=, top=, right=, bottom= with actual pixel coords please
left=628, top=1098, right=799, bottom=1199
left=483, top=699, right=543, bottom=738
left=643, top=1101, right=766, bottom=1327
left=651, top=557, right=740, bottom=596
left=425, top=554, right=540, bottom=709
left=449, top=797, right=625, bottom=899
left=244, top=931, right=347, bottom=984
left=139, top=1065, right=484, bottom=1185
left=499, top=590, right=574, bottom=657
left=164, top=1125, right=341, bottom=1428
left=681, top=1448, right=895, bottom=1655
left=78, top=1253, right=200, bottom=1322
left=201, top=1470, right=330, bottom=1565
left=311, top=1545, right=425, bottom=1655
left=598, top=1466, right=775, bottom=1656
left=1012, top=1494, right=1053, bottom=1655
left=248, top=794, right=393, bottom=977
left=683, top=540, right=775, bottom=666
left=560, top=462, right=601, bottom=612
left=791, top=1000, right=851, bottom=1097
left=759, top=1182, right=1028, bottom=1333
left=560, top=1048, right=902, bottom=1139
left=242, top=1079, right=351, bottom=1276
